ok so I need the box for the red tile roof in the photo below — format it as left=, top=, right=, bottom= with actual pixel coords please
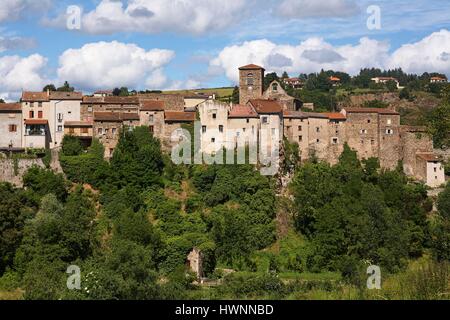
left=82, top=96, right=139, bottom=104
left=24, top=119, right=48, bottom=125
left=229, top=104, right=258, bottom=118
left=343, top=108, right=399, bottom=115
left=324, top=112, right=346, bottom=120
left=248, top=99, right=282, bottom=114
left=329, top=76, right=341, bottom=82
left=165, top=111, right=196, bottom=122
left=0, top=103, right=21, bottom=112
left=239, top=64, right=265, bottom=70
left=416, top=153, right=442, bottom=162
left=140, top=100, right=165, bottom=111
left=21, top=91, right=49, bottom=102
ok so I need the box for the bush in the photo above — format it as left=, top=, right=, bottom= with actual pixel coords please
left=61, top=135, right=83, bottom=156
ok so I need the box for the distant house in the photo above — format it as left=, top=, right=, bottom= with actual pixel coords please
left=430, top=76, right=447, bottom=84
left=329, top=76, right=341, bottom=87
left=283, top=78, right=304, bottom=89
left=371, top=77, right=401, bottom=89
left=93, top=90, right=113, bottom=97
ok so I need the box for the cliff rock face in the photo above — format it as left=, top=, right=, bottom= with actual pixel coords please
left=0, top=158, right=45, bottom=187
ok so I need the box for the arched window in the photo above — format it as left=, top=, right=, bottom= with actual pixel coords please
left=247, top=73, right=254, bottom=86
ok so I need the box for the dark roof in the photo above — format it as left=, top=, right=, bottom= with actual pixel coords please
left=0, top=103, right=21, bottom=112
left=283, top=110, right=329, bottom=119
left=94, top=112, right=139, bottom=122
left=21, top=91, right=49, bottom=102
left=239, top=64, right=265, bottom=71
left=82, top=96, right=139, bottom=105
left=344, top=108, right=399, bottom=115
left=248, top=99, right=282, bottom=114
left=140, top=100, right=165, bottom=111
left=229, top=104, right=258, bottom=118
left=64, top=121, right=93, bottom=127
left=165, top=111, right=196, bottom=122
left=49, top=91, right=83, bottom=100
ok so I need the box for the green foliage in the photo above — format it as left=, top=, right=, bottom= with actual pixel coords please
left=363, top=100, right=389, bottom=109
left=0, top=183, right=37, bottom=274
left=282, top=138, right=300, bottom=174
left=61, top=135, right=83, bottom=156
left=437, top=183, right=450, bottom=220
left=290, top=148, right=430, bottom=274
left=23, top=166, right=68, bottom=202
left=426, top=103, right=450, bottom=149
left=57, top=81, right=75, bottom=92
left=231, top=86, right=239, bottom=104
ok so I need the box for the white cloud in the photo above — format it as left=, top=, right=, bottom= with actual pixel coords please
left=210, top=37, right=391, bottom=82
left=0, top=54, right=48, bottom=101
left=57, top=41, right=175, bottom=91
left=389, top=29, right=450, bottom=75
left=49, top=0, right=251, bottom=35
left=0, top=0, right=52, bottom=23
left=0, top=36, right=36, bottom=52
left=277, top=0, right=359, bottom=19
left=212, top=29, right=450, bottom=83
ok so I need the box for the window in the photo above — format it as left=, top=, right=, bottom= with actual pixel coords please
left=385, top=129, right=393, bottom=135
left=88, top=106, right=93, bottom=112
left=57, top=113, right=63, bottom=122
left=247, top=73, right=254, bottom=86
left=98, top=128, right=103, bottom=135
left=387, top=119, right=392, bottom=125
left=38, top=102, right=42, bottom=108
left=149, top=126, right=154, bottom=133
left=105, top=129, right=109, bottom=135
left=38, top=111, right=43, bottom=119
left=272, top=83, right=278, bottom=91
left=8, top=124, right=17, bottom=132
left=262, top=117, right=268, bottom=124
left=368, top=120, right=371, bottom=123
left=211, top=138, right=215, bottom=143
left=243, top=128, right=246, bottom=132
left=69, top=128, right=75, bottom=134
left=434, top=167, right=437, bottom=173
left=149, top=115, right=154, bottom=122
left=81, top=127, right=88, bottom=134
left=212, top=114, right=217, bottom=119
left=371, top=139, right=375, bottom=145
left=57, top=125, right=63, bottom=132
left=202, top=126, right=207, bottom=133
left=316, top=127, right=320, bottom=133
left=316, top=139, right=320, bottom=143
left=219, top=125, right=224, bottom=133
left=112, top=128, right=117, bottom=135
left=298, top=126, right=302, bottom=131
left=332, top=138, right=338, bottom=144
left=29, top=111, right=34, bottom=118
left=360, top=129, right=368, bottom=134
left=272, top=128, right=276, bottom=135
left=246, top=119, right=250, bottom=124
left=299, top=136, right=303, bottom=142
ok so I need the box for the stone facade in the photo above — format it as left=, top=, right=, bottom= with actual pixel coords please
left=0, top=158, right=45, bottom=187
left=239, top=65, right=265, bottom=105
left=262, top=80, right=300, bottom=111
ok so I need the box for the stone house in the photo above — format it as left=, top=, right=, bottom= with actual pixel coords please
left=0, top=103, right=23, bottom=150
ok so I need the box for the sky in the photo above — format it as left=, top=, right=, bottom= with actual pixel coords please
left=1, top=0, right=450, bottom=101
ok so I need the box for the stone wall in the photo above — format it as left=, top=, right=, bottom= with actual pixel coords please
left=0, top=157, right=45, bottom=187
left=400, top=127, right=434, bottom=176
left=239, top=68, right=264, bottom=105
left=138, top=94, right=185, bottom=111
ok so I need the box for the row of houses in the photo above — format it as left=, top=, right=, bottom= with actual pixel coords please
left=0, top=91, right=201, bottom=157
left=0, top=64, right=446, bottom=187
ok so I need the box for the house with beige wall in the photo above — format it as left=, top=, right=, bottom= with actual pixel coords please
left=0, top=103, right=23, bottom=150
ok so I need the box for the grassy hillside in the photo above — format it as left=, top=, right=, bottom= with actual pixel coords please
left=163, top=87, right=234, bottom=99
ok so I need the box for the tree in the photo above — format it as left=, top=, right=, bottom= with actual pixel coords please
left=61, top=135, right=83, bottom=156
left=426, top=103, right=450, bottom=149
left=386, top=80, right=399, bottom=92
left=264, top=72, right=279, bottom=90
left=43, top=84, right=56, bottom=92
left=231, top=86, right=239, bottom=104
left=437, top=183, right=450, bottom=220
left=57, top=81, right=75, bottom=92
left=23, top=166, right=68, bottom=202
left=281, top=71, right=289, bottom=79
left=113, top=87, right=129, bottom=96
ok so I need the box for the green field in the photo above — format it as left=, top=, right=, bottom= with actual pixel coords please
left=163, top=87, right=234, bottom=99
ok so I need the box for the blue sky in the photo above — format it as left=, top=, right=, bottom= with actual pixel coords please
left=1, top=0, right=450, bottom=100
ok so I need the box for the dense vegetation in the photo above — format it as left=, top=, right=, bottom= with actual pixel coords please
left=0, top=127, right=449, bottom=300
